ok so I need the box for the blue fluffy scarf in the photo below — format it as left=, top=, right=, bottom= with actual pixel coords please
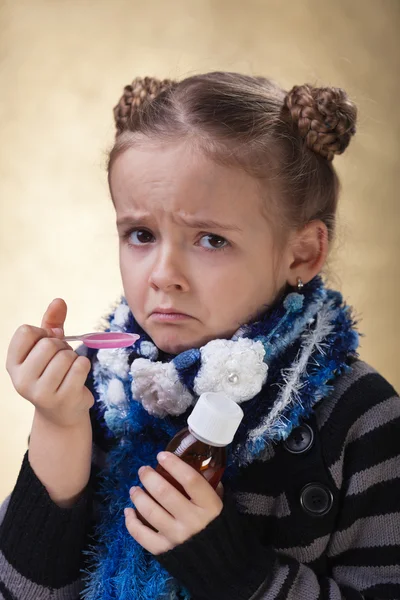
left=81, top=276, right=359, bottom=600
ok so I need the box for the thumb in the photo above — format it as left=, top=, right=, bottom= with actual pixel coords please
left=41, top=298, right=68, bottom=338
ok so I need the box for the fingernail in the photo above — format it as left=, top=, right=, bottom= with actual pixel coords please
left=129, top=486, right=137, bottom=496
left=138, top=466, right=147, bottom=475
left=52, top=328, right=64, bottom=336
left=124, top=508, right=130, bottom=517
left=157, top=452, right=168, bottom=462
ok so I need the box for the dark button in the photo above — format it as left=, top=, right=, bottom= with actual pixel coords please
left=300, top=483, right=333, bottom=516
left=284, top=424, right=314, bottom=454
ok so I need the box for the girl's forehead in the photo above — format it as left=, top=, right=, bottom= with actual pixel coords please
left=110, top=142, right=267, bottom=221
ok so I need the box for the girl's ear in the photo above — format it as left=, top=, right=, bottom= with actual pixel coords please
left=286, top=220, right=329, bottom=287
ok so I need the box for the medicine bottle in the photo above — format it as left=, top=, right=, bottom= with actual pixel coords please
left=136, top=392, right=244, bottom=529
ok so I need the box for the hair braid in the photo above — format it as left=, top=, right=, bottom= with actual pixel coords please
left=113, top=76, right=176, bottom=136
left=284, top=84, right=357, bottom=161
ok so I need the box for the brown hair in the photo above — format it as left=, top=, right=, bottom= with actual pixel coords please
left=109, top=72, right=357, bottom=243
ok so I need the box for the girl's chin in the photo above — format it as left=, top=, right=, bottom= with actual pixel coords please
left=154, top=336, right=199, bottom=355
left=149, top=328, right=209, bottom=355
left=146, top=323, right=240, bottom=355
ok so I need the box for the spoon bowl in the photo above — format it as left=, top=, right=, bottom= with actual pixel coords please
left=63, top=332, right=140, bottom=349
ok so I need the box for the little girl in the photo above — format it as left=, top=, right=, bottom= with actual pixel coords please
left=1, top=72, right=399, bottom=600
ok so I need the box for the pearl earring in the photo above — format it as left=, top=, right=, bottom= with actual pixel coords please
left=297, top=277, right=304, bottom=292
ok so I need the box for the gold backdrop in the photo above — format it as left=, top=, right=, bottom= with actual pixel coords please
left=1, top=0, right=399, bottom=499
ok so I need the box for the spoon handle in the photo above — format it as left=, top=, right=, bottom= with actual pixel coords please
left=63, top=334, right=94, bottom=342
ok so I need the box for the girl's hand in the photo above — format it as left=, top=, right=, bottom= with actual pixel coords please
left=125, top=451, right=224, bottom=555
left=6, top=298, right=93, bottom=429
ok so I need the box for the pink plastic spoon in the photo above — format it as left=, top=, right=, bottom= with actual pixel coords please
left=63, top=332, right=140, bottom=349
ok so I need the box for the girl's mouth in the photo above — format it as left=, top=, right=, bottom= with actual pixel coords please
left=150, top=312, right=193, bottom=322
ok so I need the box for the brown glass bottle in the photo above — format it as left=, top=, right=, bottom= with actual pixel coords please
left=136, top=428, right=227, bottom=530
left=158, top=426, right=227, bottom=493
left=135, top=392, right=243, bottom=531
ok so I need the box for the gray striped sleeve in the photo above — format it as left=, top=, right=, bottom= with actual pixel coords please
left=249, top=562, right=290, bottom=600
left=347, top=394, right=400, bottom=445
left=328, top=514, right=400, bottom=557
left=328, top=449, right=345, bottom=489
left=250, top=558, right=400, bottom=599
left=328, top=394, right=399, bottom=489
left=248, top=561, right=348, bottom=600
left=315, top=361, right=377, bottom=430
left=0, top=498, right=10, bottom=529
left=0, top=550, right=83, bottom=599
left=333, top=564, right=400, bottom=592
left=234, top=491, right=290, bottom=518
left=287, top=564, right=320, bottom=600
left=249, top=367, right=400, bottom=600
left=276, top=534, right=330, bottom=563
left=347, top=456, right=400, bottom=496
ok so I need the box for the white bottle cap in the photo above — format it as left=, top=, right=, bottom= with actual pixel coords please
left=187, top=392, right=244, bottom=447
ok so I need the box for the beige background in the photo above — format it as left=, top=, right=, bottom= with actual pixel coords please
left=0, top=0, right=399, bottom=501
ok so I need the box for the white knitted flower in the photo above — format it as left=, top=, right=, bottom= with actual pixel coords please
left=130, top=359, right=194, bottom=417
left=113, top=303, right=131, bottom=327
left=139, top=340, right=159, bottom=360
left=194, top=338, right=268, bottom=403
left=105, top=378, right=126, bottom=408
left=97, top=348, right=130, bottom=379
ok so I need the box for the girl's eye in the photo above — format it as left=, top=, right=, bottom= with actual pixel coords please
left=123, top=230, right=228, bottom=251
left=126, top=229, right=154, bottom=245
left=199, top=234, right=229, bottom=251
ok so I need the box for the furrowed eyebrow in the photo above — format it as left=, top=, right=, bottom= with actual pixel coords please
left=116, top=214, right=243, bottom=233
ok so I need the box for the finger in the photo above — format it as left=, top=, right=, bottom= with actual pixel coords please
left=129, top=485, right=177, bottom=538
left=124, top=507, right=172, bottom=555
left=138, top=465, right=194, bottom=521
left=156, top=452, right=222, bottom=510
left=20, top=337, right=72, bottom=381
left=35, top=347, right=80, bottom=395
left=57, top=354, right=92, bottom=396
left=7, top=325, right=55, bottom=369
left=41, top=298, right=67, bottom=337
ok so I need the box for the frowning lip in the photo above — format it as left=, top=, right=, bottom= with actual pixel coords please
left=151, top=307, right=189, bottom=315
left=150, top=307, right=193, bottom=321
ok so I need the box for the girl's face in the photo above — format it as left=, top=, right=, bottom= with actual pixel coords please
left=110, top=140, right=293, bottom=354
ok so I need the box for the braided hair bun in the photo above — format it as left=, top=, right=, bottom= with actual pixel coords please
left=113, top=76, right=176, bottom=136
left=284, top=84, right=357, bottom=161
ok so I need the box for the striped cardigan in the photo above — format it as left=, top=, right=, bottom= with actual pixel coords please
left=0, top=360, right=399, bottom=599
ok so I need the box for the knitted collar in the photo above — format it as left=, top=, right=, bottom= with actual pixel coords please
left=82, top=276, right=359, bottom=600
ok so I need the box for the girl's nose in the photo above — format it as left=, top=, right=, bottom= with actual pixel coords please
left=148, top=248, right=190, bottom=293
